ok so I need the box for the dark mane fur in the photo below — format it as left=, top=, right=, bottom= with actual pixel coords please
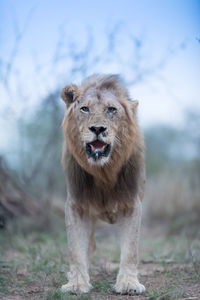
left=66, top=149, right=143, bottom=223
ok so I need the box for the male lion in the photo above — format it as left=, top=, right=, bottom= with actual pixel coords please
left=61, top=74, right=146, bottom=294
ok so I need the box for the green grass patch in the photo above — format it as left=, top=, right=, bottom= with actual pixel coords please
left=147, top=287, right=186, bottom=300
left=93, top=279, right=111, bottom=294
left=46, top=288, right=93, bottom=300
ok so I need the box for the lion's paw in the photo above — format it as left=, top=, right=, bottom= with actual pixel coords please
left=114, top=274, right=145, bottom=295
left=61, top=282, right=92, bottom=294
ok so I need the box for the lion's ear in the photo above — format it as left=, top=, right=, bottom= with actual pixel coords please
left=61, top=84, right=79, bottom=107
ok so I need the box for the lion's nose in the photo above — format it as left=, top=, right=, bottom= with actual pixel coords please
left=89, top=126, right=107, bottom=135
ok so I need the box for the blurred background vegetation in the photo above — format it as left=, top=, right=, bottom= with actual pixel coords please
left=0, top=1, right=199, bottom=236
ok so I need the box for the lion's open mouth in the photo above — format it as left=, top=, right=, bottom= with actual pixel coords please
left=86, top=140, right=111, bottom=160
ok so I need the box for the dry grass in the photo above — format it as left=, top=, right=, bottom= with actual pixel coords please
left=143, top=172, right=200, bottom=235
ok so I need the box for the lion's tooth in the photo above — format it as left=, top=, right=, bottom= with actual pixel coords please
left=101, top=145, right=106, bottom=151
left=91, top=145, right=95, bottom=152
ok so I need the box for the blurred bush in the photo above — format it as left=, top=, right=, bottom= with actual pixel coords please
left=16, top=91, right=65, bottom=199
left=8, top=92, right=200, bottom=220
left=1, top=86, right=199, bottom=231
left=0, top=25, right=199, bottom=229
left=144, top=112, right=200, bottom=231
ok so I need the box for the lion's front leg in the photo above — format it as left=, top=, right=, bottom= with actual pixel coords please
left=114, top=198, right=145, bottom=295
left=61, top=199, right=95, bottom=294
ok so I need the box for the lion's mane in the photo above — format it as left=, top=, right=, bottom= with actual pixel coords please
left=62, top=75, right=145, bottom=223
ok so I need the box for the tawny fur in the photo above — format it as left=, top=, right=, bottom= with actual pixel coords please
left=61, top=74, right=146, bottom=294
left=61, top=74, right=145, bottom=222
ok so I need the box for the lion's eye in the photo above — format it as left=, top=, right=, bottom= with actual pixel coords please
left=107, top=107, right=117, bottom=114
left=80, top=106, right=90, bottom=113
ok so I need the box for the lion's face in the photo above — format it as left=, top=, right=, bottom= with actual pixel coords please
left=62, top=75, right=139, bottom=177
left=73, top=88, right=127, bottom=166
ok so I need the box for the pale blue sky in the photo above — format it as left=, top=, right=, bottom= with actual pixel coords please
left=0, top=0, right=200, bottom=131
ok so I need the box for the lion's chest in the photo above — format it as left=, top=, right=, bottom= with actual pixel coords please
left=67, top=155, right=137, bottom=220
left=71, top=187, right=134, bottom=224
left=88, top=202, right=120, bottom=224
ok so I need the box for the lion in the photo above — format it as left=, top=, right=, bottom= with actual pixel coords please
left=60, top=74, right=146, bottom=295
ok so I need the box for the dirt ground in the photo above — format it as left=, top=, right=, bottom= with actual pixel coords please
left=0, top=216, right=200, bottom=300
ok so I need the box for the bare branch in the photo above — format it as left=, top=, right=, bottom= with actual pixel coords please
left=3, top=5, right=36, bottom=87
